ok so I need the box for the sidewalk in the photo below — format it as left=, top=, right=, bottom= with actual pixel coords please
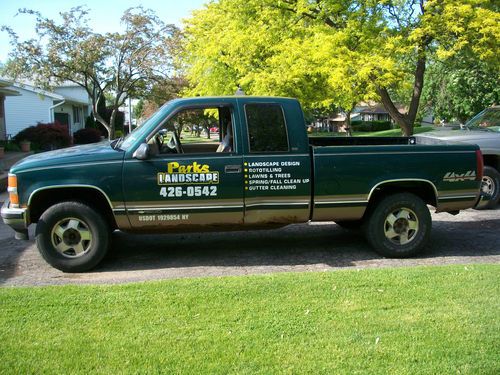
left=0, top=151, right=33, bottom=192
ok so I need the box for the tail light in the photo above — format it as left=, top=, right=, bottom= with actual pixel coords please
left=7, top=173, right=19, bottom=207
left=476, top=149, right=484, bottom=181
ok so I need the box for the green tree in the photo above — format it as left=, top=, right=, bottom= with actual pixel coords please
left=183, top=0, right=499, bottom=136
left=134, top=99, right=145, bottom=121
left=2, top=7, right=179, bottom=139
left=145, top=76, right=188, bottom=106
left=422, top=52, right=500, bottom=123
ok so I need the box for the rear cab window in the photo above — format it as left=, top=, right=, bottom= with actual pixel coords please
left=245, top=103, right=289, bottom=153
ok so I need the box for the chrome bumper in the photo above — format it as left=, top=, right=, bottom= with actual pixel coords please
left=1, top=199, right=28, bottom=232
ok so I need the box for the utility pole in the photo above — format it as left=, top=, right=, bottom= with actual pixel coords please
left=128, top=97, right=133, bottom=134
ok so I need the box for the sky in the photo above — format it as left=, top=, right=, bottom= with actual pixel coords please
left=0, top=0, right=208, bottom=63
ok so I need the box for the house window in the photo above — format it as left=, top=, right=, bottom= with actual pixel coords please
left=72, top=106, right=81, bottom=124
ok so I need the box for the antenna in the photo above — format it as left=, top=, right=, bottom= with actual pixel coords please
left=235, top=86, right=245, bottom=96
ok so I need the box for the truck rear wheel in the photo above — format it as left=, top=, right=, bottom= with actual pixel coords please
left=36, top=201, right=110, bottom=272
left=364, top=193, right=431, bottom=258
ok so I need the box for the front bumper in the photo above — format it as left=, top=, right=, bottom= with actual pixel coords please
left=1, top=199, right=29, bottom=232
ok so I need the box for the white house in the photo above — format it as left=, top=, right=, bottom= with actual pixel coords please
left=1, top=80, right=91, bottom=139
left=0, top=78, right=21, bottom=141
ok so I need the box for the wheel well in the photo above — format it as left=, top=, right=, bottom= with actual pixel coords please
left=29, top=187, right=117, bottom=229
left=366, top=181, right=437, bottom=216
left=483, top=154, right=499, bottom=172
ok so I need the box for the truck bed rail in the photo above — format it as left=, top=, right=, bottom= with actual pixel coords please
left=309, top=136, right=416, bottom=147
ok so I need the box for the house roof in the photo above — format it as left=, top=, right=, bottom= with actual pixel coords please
left=3, top=80, right=89, bottom=105
left=354, top=101, right=407, bottom=115
left=329, top=114, right=346, bottom=122
left=0, top=78, right=21, bottom=96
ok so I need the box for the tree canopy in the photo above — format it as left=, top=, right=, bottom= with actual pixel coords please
left=183, top=0, right=499, bottom=135
left=422, top=51, right=500, bottom=123
left=2, top=6, right=181, bottom=139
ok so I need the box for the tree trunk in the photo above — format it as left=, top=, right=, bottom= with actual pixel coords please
left=345, top=110, right=352, bottom=137
left=375, top=55, right=427, bottom=137
left=92, top=109, right=112, bottom=139
left=376, top=86, right=413, bottom=136
left=175, top=125, right=182, bottom=139
left=91, top=94, right=113, bottom=139
left=108, top=109, right=117, bottom=140
left=406, top=56, right=426, bottom=128
left=203, top=119, right=210, bottom=139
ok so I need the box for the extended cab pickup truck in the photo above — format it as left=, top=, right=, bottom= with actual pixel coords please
left=2, top=97, right=484, bottom=272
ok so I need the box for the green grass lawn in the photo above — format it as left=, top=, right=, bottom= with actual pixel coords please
left=1, top=264, right=498, bottom=374
left=180, top=131, right=220, bottom=144
left=310, top=126, right=434, bottom=137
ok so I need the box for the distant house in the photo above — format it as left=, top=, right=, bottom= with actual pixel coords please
left=1, top=80, right=91, bottom=139
left=351, top=101, right=407, bottom=123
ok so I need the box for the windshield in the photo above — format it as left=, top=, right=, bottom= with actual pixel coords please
left=117, top=101, right=177, bottom=151
left=465, top=107, right=500, bottom=132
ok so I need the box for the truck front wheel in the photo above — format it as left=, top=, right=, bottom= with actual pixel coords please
left=364, top=193, right=431, bottom=258
left=36, top=202, right=110, bottom=272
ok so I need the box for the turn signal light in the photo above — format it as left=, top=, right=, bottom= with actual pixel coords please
left=7, top=173, right=19, bottom=207
left=8, top=174, right=17, bottom=188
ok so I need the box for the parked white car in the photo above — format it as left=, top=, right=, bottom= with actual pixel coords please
left=419, top=106, right=500, bottom=209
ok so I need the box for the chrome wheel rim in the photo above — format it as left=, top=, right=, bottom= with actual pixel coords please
left=384, top=208, right=419, bottom=245
left=51, top=218, right=92, bottom=258
left=481, top=175, right=495, bottom=197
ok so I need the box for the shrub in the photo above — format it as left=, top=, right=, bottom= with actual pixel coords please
left=351, top=121, right=372, bottom=132
left=6, top=143, right=21, bottom=152
left=85, top=115, right=108, bottom=136
left=84, top=110, right=125, bottom=137
left=0, top=140, right=21, bottom=152
left=351, top=121, right=392, bottom=132
left=85, top=115, right=95, bottom=128
left=73, top=128, right=103, bottom=144
left=14, top=122, right=72, bottom=151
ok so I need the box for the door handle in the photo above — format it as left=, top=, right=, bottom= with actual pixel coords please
left=225, top=165, right=242, bottom=173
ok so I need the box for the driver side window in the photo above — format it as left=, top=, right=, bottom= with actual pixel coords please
left=150, top=106, right=235, bottom=156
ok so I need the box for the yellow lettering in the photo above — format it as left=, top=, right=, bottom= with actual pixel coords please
left=166, top=162, right=211, bottom=174
left=167, top=162, right=179, bottom=173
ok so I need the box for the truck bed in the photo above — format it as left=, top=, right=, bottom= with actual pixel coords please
left=310, top=136, right=480, bottom=222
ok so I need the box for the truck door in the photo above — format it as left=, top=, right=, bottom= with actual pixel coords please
left=122, top=105, right=244, bottom=229
left=240, top=100, right=312, bottom=224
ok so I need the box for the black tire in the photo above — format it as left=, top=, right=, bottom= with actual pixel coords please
left=475, top=166, right=500, bottom=210
left=335, top=220, right=363, bottom=230
left=35, top=201, right=110, bottom=272
left=364, top=193, right=431, bottom=258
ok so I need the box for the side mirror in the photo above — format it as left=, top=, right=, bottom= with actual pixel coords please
left=133, top=143, right=150, bottom=160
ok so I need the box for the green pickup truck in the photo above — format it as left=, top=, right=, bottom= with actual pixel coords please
left=2, top=97, right=484, bottom=272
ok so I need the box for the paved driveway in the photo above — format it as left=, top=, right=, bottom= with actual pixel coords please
left=1, top=207, right=499, bottom=286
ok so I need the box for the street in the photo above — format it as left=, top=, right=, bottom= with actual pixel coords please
left=0, top=206, right=499, bottom=286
